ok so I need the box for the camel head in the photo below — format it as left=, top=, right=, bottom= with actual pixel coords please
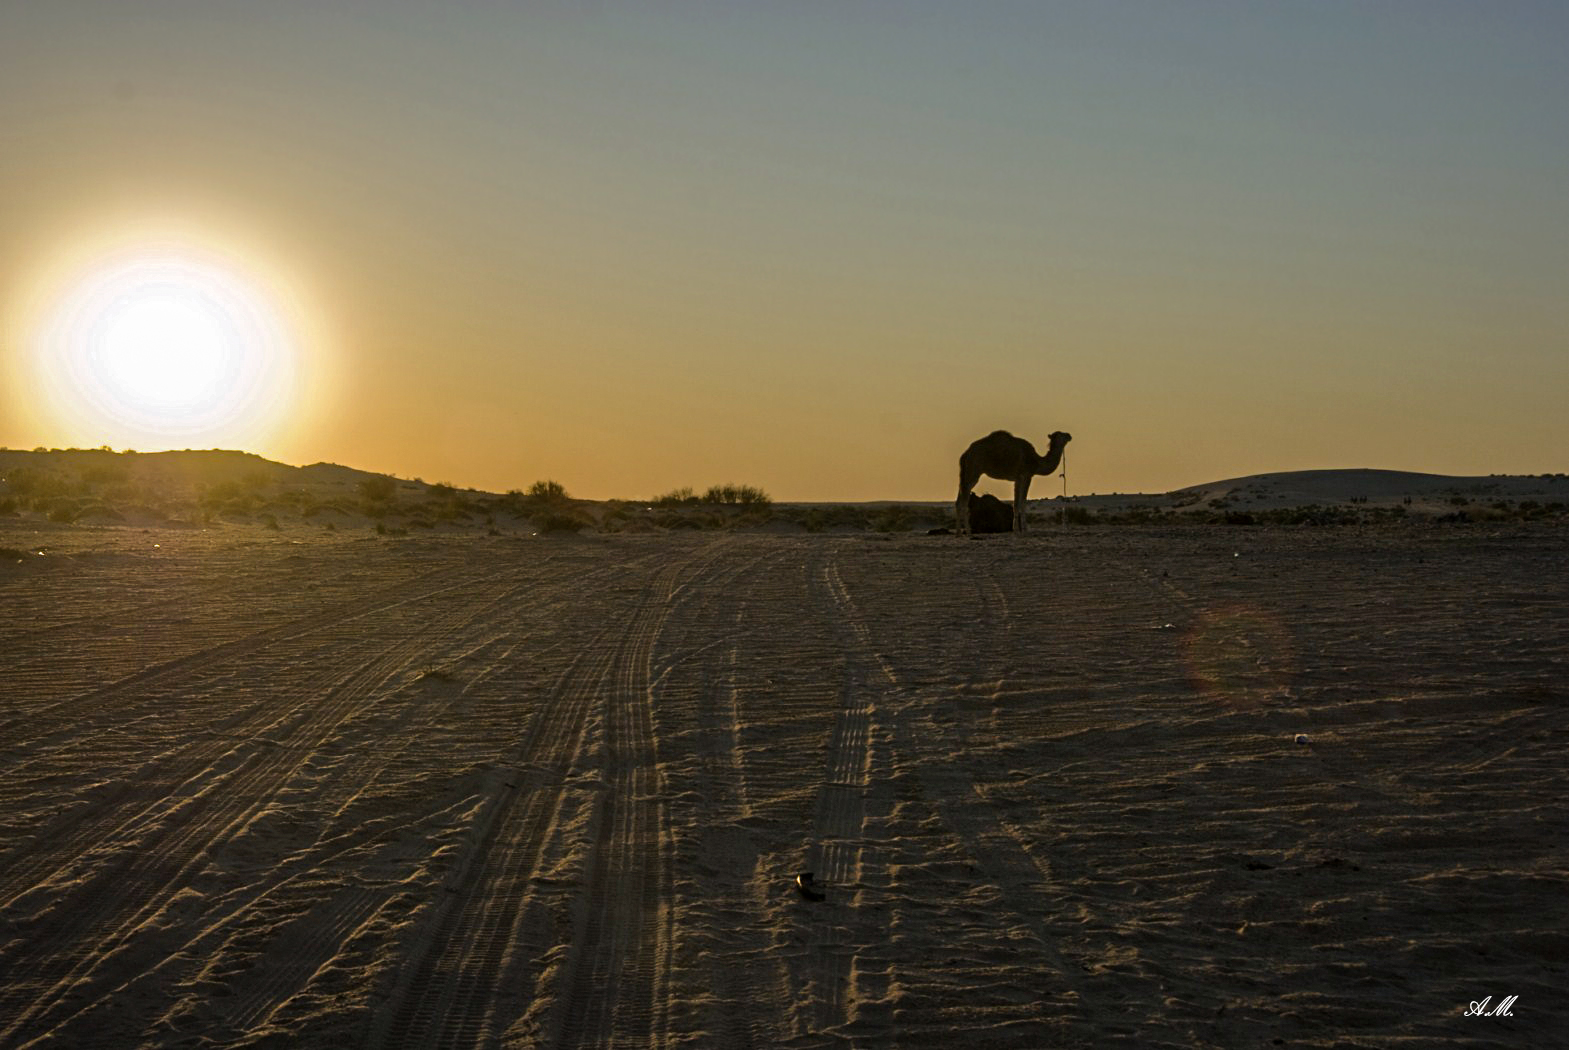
left=1039, top=431, right=1072, bottom=473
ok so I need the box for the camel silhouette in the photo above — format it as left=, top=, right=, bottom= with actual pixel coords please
left=956, top=430, right=1071, bottom=535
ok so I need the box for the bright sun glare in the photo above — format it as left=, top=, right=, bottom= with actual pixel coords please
left=35, top=247, right=298, bottom=446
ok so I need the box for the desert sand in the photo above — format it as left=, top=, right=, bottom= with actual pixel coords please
left=1, top=519, right=1565, bottom=1048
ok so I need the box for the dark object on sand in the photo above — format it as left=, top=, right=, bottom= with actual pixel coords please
left=928, top=492, right=1015, bottom=536
left=966, top=492, right=1015, bottom=533
left=796, top=872, right=825, bottom=901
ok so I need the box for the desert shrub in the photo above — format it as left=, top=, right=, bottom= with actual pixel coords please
left=701, top=484, right=771, bottom=506
left=528, top=479, right=568, bottom=501
left=260, top=513, right=281, bottom=530
left=653, top=487, right=699, bottom=507
left=359, top=475, right=397, bottom=503
left=536, top=509, right=590, bottom=533
left=0, top=497, right=15, bottom=515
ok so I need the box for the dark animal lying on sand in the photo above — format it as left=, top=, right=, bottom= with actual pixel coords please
left=929, top=492, right=1014, bottom=535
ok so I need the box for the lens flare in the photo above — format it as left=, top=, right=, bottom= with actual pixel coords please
left=34, top=247, right=297, bottom=446
left=1183, top=604, right=1296, bottom=708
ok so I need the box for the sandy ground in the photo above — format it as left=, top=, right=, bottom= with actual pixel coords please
left=1, top=522, right=1565, bottom=1049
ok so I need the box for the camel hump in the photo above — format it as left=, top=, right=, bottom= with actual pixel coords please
left=984, top=429, right=1016, bottom=441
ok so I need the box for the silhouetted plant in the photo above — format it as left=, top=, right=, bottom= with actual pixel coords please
left=653, top=487, right=699, bottom=507
left=528, top=480, right=568, bottom=501
left=701, top=484, right=771, bottom=506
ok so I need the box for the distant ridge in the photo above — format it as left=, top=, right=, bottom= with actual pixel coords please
left=1177, top=468, right=1501, bottom=497
left=1166, top=467, right=1568, bottom=511
left=0, top=448, right=418, bottom=493
left=3, top=448, right=1565, bottom=517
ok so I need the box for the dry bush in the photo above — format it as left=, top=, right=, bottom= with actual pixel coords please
left=701, top=484, right=771, bottom=506
left=527, top=479, right=568, bottom=501
left=653, top=487, right=699, bottom=507
left=535, top=509, right=591, bottom=534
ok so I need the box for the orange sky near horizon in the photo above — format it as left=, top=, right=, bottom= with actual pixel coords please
left=3, top=4, right=1566, bottom=501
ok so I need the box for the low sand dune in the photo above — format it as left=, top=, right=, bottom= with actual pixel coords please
left=1171, top=468, right=1569, bottom=510
left=1, top=523, right=1565, bottom=1047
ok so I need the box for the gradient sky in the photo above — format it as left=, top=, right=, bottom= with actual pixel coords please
left=3, top=2, right=1566, bottom=500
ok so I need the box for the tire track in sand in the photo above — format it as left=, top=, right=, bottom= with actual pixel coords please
left=818, top=550, right=1097, bottom=1045
left=0, top=563, right=505, bottom=897
left=369, top=538, right=726, bottom=1050
left=785, top=555, right=896, bottom=1042
left=0, top=568, right=523, bottom=1048
left=530, top=541, right=741, bottom=1050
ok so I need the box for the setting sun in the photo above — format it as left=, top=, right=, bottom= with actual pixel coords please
left=32, top=247, right=298, bottom=448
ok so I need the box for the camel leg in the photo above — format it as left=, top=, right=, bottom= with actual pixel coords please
left=1014, top=477, right=1032, bottom=533
left=956, top=462, right=978, bottom=536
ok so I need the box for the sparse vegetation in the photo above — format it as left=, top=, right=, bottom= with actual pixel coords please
left=358, top=475, right=397, bottom=504
left=535, top=509, right=591, bottom=534
left=527, top=479, right=568, bottom=501
left=4, top=449, right=1566, bottom=537
left=653, top=487, right=698, bottom=507
left=701, top=484, right=771, bottom=506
